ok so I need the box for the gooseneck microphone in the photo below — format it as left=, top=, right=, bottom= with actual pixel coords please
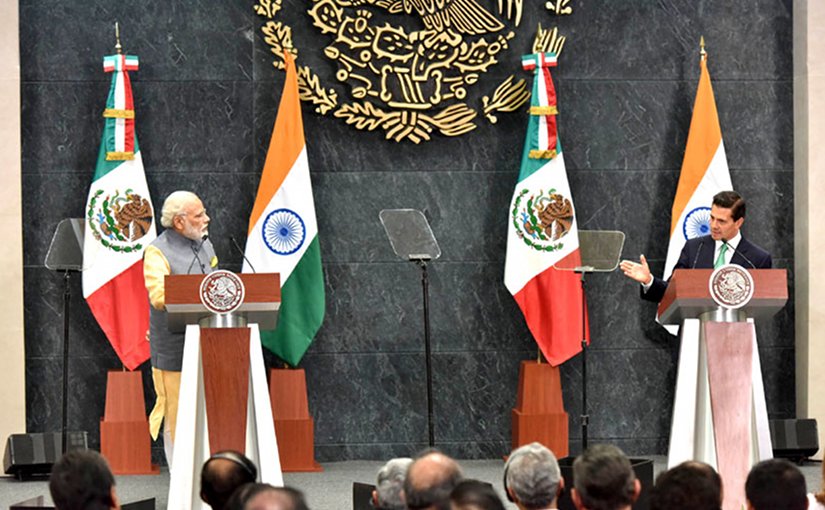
left=230, top=235, right=257, bottom=273
left=186, top=234, right=209, bottom=274
left=723, top=240, right=757, bottom=269
left=691, top=240, right=705, bottom=269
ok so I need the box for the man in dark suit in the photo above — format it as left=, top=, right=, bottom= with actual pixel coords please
left=620, top=190, right=771, bottom=302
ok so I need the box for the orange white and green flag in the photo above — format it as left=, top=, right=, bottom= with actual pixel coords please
left=82, top=53, right=155, bottom=370
left=242, top=52, right=325, bottom=366
left=663, top=54, right=733, bottom=282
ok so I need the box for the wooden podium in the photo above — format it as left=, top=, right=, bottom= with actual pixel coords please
left=164, top=272, right=284, bottom=510
left=659, top=268, right=787, bottom=510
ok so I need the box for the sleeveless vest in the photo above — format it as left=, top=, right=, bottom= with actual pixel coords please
left=148, top=229, right=217, bottom=371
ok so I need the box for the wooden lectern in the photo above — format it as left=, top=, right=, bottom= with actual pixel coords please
left=163, top=273, right=284, bottom=510
left=659, top=268, right=787, bottom=510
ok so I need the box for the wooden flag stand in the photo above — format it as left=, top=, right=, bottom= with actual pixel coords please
left=511, top=360, right=569, bottom=457
left=100, top=370, right=158, bottom=474
left=269, top=368, right=322, bottom=472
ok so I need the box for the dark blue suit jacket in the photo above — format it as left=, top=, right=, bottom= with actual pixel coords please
left=642, top=234, right=772, bottom=303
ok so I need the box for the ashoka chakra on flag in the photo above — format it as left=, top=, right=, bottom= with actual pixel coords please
left=263, top=208, right=306, bottom=255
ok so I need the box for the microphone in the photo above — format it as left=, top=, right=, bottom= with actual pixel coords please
left=691, top=239, right=705, bottom=269
left=723, top=240, right=757, bottom=269
left=230, top=235, right=257, bottom=273
left=186, top=234, right=209, bottom=274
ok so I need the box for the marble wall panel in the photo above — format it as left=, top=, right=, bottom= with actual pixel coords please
left=20, top=1, right=254, bottom=82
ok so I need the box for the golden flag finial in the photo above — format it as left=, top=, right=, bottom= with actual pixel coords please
left=699, top=35, right=707, bottom=61
left=115, top=22, right=122, bottom=54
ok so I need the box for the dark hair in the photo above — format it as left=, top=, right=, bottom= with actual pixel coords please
left=201, top=451, right=258, bottom=510
left=49, top=449, right=116, bottom=510
left=404, top=449, right=463, bottom=510
left=572, top=444, right=636, bottom=510
left=712, top=191, right=746, bottom=221
left=745, top=459, right=807, bottom=510
left=225, top=483, right=310, bottom=510
left=450, top=479, right=505, bottom=510
left=650, top=461, right=721, bottom=510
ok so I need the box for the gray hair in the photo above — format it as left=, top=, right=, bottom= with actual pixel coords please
left=505, top=442, right=561, bottom=509
left=375, top=457, right=412, bottom=510
left=160, top=190, right=200, bottom=228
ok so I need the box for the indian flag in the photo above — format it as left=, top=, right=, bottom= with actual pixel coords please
left=504, top=52, right=588, bottom=366
left=82, top=53, right=156, bottom=370
left=243, top=51, right=325, bottom=366
left=663, top=53, right=733, bottom=282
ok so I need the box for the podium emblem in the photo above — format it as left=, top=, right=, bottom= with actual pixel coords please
left=200, top=270, right=245, bottom=314
left=262, top=208, right=306, bottom=255
left=709, top=264, right=754, bottom=309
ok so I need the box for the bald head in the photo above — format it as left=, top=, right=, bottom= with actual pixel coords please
left=403, top=451, right=463, bottom=510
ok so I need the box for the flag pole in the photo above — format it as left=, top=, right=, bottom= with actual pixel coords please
left=114, top=22, right=122, bottom=54
left=699, top=35, right=706, bottom=62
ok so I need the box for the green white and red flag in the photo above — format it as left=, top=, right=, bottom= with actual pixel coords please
left=82, top=53, right=156, bottom=370
left=504, top=52, right=588, bottom=366
left=242, top=52, right=325, bottom=366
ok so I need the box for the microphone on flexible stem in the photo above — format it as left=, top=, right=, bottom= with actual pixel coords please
left=691, top=240, right=705, bottom=269
left=186, top=234, right=209, bottom=274
left=723, top=240, right=757, bottom=269
left=230, top=235, right=257, bottom=273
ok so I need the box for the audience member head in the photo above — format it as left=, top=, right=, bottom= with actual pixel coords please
left=49, top=449, right=119, bottom=510
left=200, top=450, right=258, bottom=510
left=571, top=444, right=639, bottom=510
left=745, top=458, right=807, bottom=510
left=449, top=479, right=505, bottom=510
left=373, top=457, right=413, bottom=510
left=649, top=461, right=721, bottom=510
left=225, top=483, right=310, bottom=510
left=504, top=442, right=563, bottom=509
left=403, top=449, right=464, bottom=510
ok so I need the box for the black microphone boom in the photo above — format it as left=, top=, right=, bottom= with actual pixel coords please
left=723, top=241, right=757, bottom=269
left=186, top=234, right=209, bottom=274
left=691, top=240, right=705, bottom=269
left=230, top=235, right=257, bottom=273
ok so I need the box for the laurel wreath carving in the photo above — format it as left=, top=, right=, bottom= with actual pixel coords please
left=254, top=0, right=573, bottom=143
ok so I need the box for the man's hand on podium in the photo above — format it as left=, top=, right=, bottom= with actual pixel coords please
left=620, top=255, right=654, bottom=286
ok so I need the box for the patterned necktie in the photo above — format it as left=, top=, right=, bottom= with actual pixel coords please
left=714, top=243, right=728, bottom=269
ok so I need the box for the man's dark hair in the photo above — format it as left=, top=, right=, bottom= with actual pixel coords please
left=450, top=479, right=505, bottom=510
left=745, top=459, right=807, bottom=510
left=225, top=483, right=310, bottom=510
left=712, top=191, right=746, bottom=221
left=49, top=449, right=117, bottom=510
left=200, top=451, right=258, bottom=510
left=572, top=444, right=637, bottom=510
left=649, top=461, right=721, bottom=510
left=403, top=449, right=463, bottom=510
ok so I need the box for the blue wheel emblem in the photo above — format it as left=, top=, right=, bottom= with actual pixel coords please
left=262, top=208, right=306, bottom=255
left=683, top=206, right=711, bottom=240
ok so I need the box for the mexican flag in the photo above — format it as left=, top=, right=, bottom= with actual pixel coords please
left=82, top=53, right=156, bottom=370
left=504, top=52, right=588, bottom=366
left=243, top=51, right=325, bottom=366
left=663, top=54, right=733, bottom=281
